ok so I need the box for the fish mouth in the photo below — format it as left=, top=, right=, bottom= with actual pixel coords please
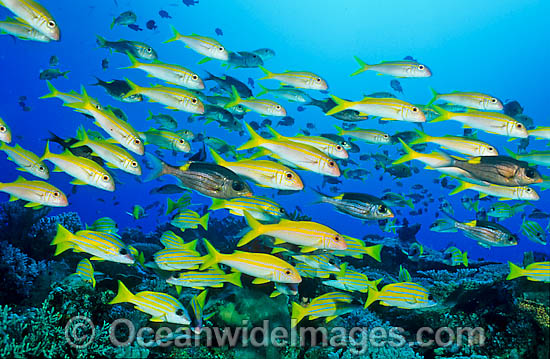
left=286, top=283, right=299, bottom=293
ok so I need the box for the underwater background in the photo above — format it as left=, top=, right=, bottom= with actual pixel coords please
left=0, top=0, right=549, bottom=358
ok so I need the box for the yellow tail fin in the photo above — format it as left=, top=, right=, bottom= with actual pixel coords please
left=506, top=262, right=524, bottom=280
left=409, top=129, right=431, bottom=145
left=39, top=80, right=60, bottom=99
left=350, top=56, right=370, bottom=76
left=431, top=105, right=453, bottom=123
left=393, top=138, right=420, bottom=165
left=449, top=181, right=475, bottom=196
left=325, top=95, right=353, bottom=116
left=208, top=148, right=228, bottom=166
left=199, top=239, right=224, bottom=270
left=237, top=122, right=266, bottom=151
left=258, top=65, right=273, bottom=80
left=237, top=211, right=265, bottom=247
left=224, top=86, right=242, bottom=108
left=364, top=286, right=380, bottom=309
left=164, top=25, right=182, bottom=43
left=291, top=302, right=308, bottom=327
left=199, top=213, right=210, bottom=230
left=225, top=272, right=243, bottom=288
left=109, top=280, right=136, bottom=304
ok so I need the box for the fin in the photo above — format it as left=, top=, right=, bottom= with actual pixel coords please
left=426, top=87, right=438, bottom=107
left=198, top=212, right=210, bottom=230
left=449, top=181, right=475, bottom=196
left=325, top=95, right=353, bottom=116
left=122, top=77, right=142, bottom=99
left=39, top=80, right=60, bottom=99
left=350, top=56, right=370, bottom=76
left=143, top=153, right=169, bottom=182
left=197, top=57, right=212, bottom=65
left=89, top=256, right=105, bottom=261
left=164, top=25, right=182, bottom=43
left=224, top=85, right=242, bottom=109
left=270, top=291, right=281, bottom=298
left=208, top=148, right=228, bottom=166
left=199, top=239, right=224, bottom=270
left=333, top=125, right=344, bottom=136
left=462, top=252, right=469, bottom=267
left=409, top=129, right=430, bottom=145
left=300, top=246, right=318, bottom=253
left=291, top=302, right=307, bottom=328
left=225, top=272, right=243, bottom=288
left=265, top=125, right=284, bottom=141
left=120, top=51, right=141, bottom=69
left=70, top=179, right=88, bottom=185
left=237, top=122, right=267, bottom=151
left=50, top=224, right=76, bottom=256
left=504, top=148, right=518, bottom=159
left=256, top=84, right=269, bottom=97
left=237, top=211, right=265, bottom=247
left=251, top=278, right=270, bottom=285
left=506, top=262, right=524, bottom=280
left=108, top=280, right=135, bottom=304
left=325, top=315, right=338, bottom=323
left=271, top=247, right=287, bottom=254
left=430, top=105, right=453, bottom=123
left=258, top=65, right=273, bottom=80
left=364, top=286, right=380, bottom=309
left=393, top=138, right=421, bottom=165
left=24, top=202, right=43, bottom=208
left=364, top=244, right=383, bottom=262
left=208, top=198, right=226, bottom=211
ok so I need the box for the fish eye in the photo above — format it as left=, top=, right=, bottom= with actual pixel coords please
left=285, top=270, right=291, bottom=275
left=146, top=48, right=152, bottom=53
left=328, top=161, right=335, bottom=167
left=279, top=208, right=286, bottom=213
left=526, top=188, right=532, bottom=192
left=176, top=309, right=184, bottom=316
left=119, top=248, right=128, bottom=255
left=191, top=98, right=198, bottom=104
left=131, top=161, right=138, bottom=167
left=39, top=166, right=45, bottom=171
left=525, top=169, right=535, bottom=178
left=0, top=126, right=5, bottom=132
left=102, top=175, right=110, bottom=181
left=315, top=78, right=321, bottom=82
left=428, top=294, right=434, bottom=300
left=336, top=145, right=342, bottom=150
left=488, top=147, right=494, bottom=151
left=383, top=134, right=389, bottom=138
left=334, top=235, right=341, bottom=242
left=491, top=98, right=497, bottom=103
left=192, top=75, right=198, bottom=80
left=516, top=123, right=523, bottom=128
left=342, top=141, right=349, bottom=146
left=285, top=172, right=293, bottom=179
left=412, top=107, right=419, bottom=112
left=134, top=139, right=141, bottom=145
left=53, top=191, right=60, bottom=197
left=179, top=139, right=185, bottom=144
left=537, top=233, right=543, bottom=238
left=379, top=205, right=387, bottom=213
left=47, top=20, right=56, bottom=28
left=232, top=181, right=244, bottom=191
left=218, top=47, right=224, bottom=52
left=418, top=65, right=425, bottom=70
left=276, top=105, right=281, bottom=110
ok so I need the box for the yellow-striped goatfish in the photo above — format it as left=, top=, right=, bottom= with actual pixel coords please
left=0, top=0, right=60, bottom=41
left=259, top=66, right=328, bottom=90
left=0, top=142, right=49, bottom=179
left=351, top=57, right=431, bottom=78
left=0, top=176, right=67, bottom=208
left=164, top=26, right=229, bottom=61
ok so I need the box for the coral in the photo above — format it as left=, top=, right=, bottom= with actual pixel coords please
left=518, top=299, right=550, bottom=329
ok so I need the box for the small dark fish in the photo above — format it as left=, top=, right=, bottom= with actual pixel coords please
left=205, top=71, right=252, bottom=98
left=19, top=95, right=27, bottom=101
left=390, top=79, right=403, bottom=94
left=215, top=28, right=223, bottom=36
left=252, top=48, right=276, bottom=61
left=149, top=184, right=188, bottom=195
left=39, top=69, right=69, bottom=80
left=227, top=51, right=263, bottom=68
left=297, top=106, right=306, bottom=112
left=403, top=55, right=418, bottom=62
left=96, top=36, right=157, bottom=60
left=314, top=189, right=394, bottom=220
left=306, top=122, right=315, bottom=129
left=92, top=77, right=143, bottom=103
left=159, top=10, right=171, bottom=18
left=111, top=11, right=137, bottom=29
left=182, top=0, right=198, bottom=6
left=249, top=121, right=260, bottom=131
left=71, top=186, right=77, bottom=194
left=189, top=142, right=206, bottom=161
left=145, top=201, right=160, bottom=211
left=503, top=100, right=523, bottom=117
left=49, top=55, right=59, bottom=67
left=247, top=77, right=255, bottom=88
left=260, top=119, right=272, bottom=128
left=276, top=116, right=294, bottom=127
left=127, top=24, right=143, bottom=32
left=97, top=198, right=105, bottom=202
left=146, top=20, right=157, bottom=30
left=101, top=58, right=109, bottom=70
left=359, top=154, right=369, bottom=161
left=114, top=202, right=120, bottom=206
left=301, top=129, right=311, bottom=136
left=528, top=209, right=550, bottom=219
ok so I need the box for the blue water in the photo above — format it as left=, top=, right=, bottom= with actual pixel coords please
left=1, top=0, right=550, bottom=264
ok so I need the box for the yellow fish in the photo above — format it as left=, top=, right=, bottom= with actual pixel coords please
left=0, top=0, right=60, bottom=41
left=0, top=142, right=49, bottom=179
left=0, top=176, right=67, bottom=208
left=259, top=66, right=328, bottom=90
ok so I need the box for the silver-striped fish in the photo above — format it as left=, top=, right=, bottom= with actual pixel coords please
left=0, top=176, right=67, bottom=208
left=351, top=57, right=431, bottom=78
left=0, top=0, right=60, bottom=41
left=0, top=142, right=49, bottom=179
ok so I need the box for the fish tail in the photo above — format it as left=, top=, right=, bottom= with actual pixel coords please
left=110, top=17, right=116, bottom=30
left=200, top=239, right=224, bottom=270
left=449, top=181, right=474, bottom=196
left=392, top=138, right=420, bottom=165
left=258, top=65, right=273, bottom=80
left=462, top=252, right=469, bottom=267
left=291, top=302, right=308, bottom=327
left=427, top=87, right=439, bottom=106
left=266, top=125, right=284, bottom=140
left=365, top=244, right=383, bottom=262
left=63, top=71, right=70, bottom=79
left=164, top=25, right=182, bottom=43
left=39, top=141, right=53, bottom=162
left=143, top=153, right=169, bottom=182
left=325, top=95, right=353, bottom=116
left=226, top=272, right=243, bottom=288
left=39, top=80, right=60, bottom=99
left=165, top=198, right=177, bottom=215
left=146, top=110, right=154, bottom=121
left=364, top=286, right=380, bottom=309
left=333, top=125, right=345, bottom=136
left=350, top=56, right=370, bottom=76
left=409, top=129, right=431, bottom=145
left=237, top=122, right=266, bottom=151
left=256, top=84, right=269, bottom=97
left=199, top=212, right=210, bottom=230
left=50, top=224, right=76, bottom=255
left=224, top=85, right=242, bottom=108
left=208, top=148, right=227, bottom=166
left=237, top=211, right=265, bottom=247
left=109, top=280, right=136, bottom=304
left=506, top=262, right=525, bottom=280
left=95, top=35, right=107, bottom=47
left=121, top=51, right=141, bottom=69
left=123, top=77, right=142, bottom=98
left=504, top=148, right=518, bottom=159
left=430, top=105, right=452, bottom=123
left=208, top=198, right=226, bottom=211
left=71, top=126, right=90, bottom=148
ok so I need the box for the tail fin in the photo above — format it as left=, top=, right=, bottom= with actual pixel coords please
left=208, top=148, right=228, bottom=166
left=350, top=56, right=370, bottom=76
left=364, top=244, right=383, bottom=262
left=237, top=122, right=266, bottom=151
left=409, top=129, right=431, bottom=145
left=199, top=239, right=224, bottom=270
left=121, top=52, right=141, bottom=69
left=109, top=280, right=136, bottom=304
left=110, top=18, right=116, bottom=30
left=266, top=125, right=284, bottom=140
left=123, top=77, right=142, bottom=99
left=333, top=125, right=344, bottom=136
left=198, top=213, right=210, bottom=230
left=256, top=84, right=269, bottom=97
left=40, top=141, right=54, bottom=161
left=96, top=35, right=107, bottom=48
left=462, top=252, right=469, bottom=267
left=431, top=105, right=453, bottom=123
left=426, top=87, right=439, bottom=106
left=364, top=286, right=380, bottom=309
left=225, top=272, right=243, bottom=288
left=449, top=181, right=475, bottom=196
left=39, top=80, right=60, bottom=99
left=325, top=95, right=353, bottom=116
left=224, top=86, right=242, bottom=108
left=164, top=25, right=182, bottom=43
left=258, top=66, right=273, bottom=80
left=143, top=153, right=169, bottom=182
left=209, top=198, right=226, bottom=211
left=50, top=224, right=76, bottom=255
left=506, top=262, right=525, bottom=280
left=71, top=126, right=91, bottom=148
left=291, top=302, right=308, bottom=327
left=393, top=138, right=421, bottom=165
left=166, top=198, right=177, bottom=215
left=504, top=148, right=518, bottom=159
left=237, top=211, right=265, bottom=247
